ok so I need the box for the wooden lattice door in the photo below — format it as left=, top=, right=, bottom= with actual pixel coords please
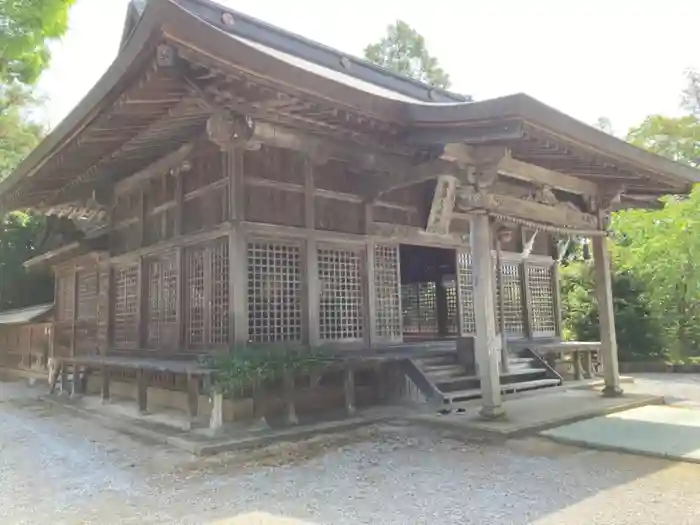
left=184, top=238, right=230, bottom=348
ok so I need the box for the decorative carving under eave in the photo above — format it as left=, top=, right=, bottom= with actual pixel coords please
left=456, top=184, right=598, bottom=231
left=585, top=188, right=623, bottom=214
left=425, top=175, right=458, bottom=235
left=206, top=111, right=255, bottom=150
left=463, top=145, right=509, bottom=190
left=156, top=44, right=178, bottom=67
left=526, top=184, right=558, bottom=206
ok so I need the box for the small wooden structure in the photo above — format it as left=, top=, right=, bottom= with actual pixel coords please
left=0, top=303, right=54, bottom=372
left=1, top=0, right=698, bottom=421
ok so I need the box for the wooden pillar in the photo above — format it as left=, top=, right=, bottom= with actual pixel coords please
left=210, top=391, right=224, bottom=431
left=344, top=367, right=356, bottom=416
left=283, top=369, right=299, bottom=425
left=226, top=146, right=248, bottom=348
left=470, top=215, right=505, bottom=418
left=96, top=259, right=111, bottom=356
left=70, top=267, right=78, bottom=357
left=100, top=366, right=111, bottom=403
left=364, top=239, right=377, bottom=347
left=137, top=369, right=148, bottom=414
left=592, top=234, right=622, bottom=396
left=304, top=157, right=320, bottom=347
left=187, top=373, right=199, bottom=422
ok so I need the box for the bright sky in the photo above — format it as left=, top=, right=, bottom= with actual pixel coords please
left=37, top=0, right=700, bottom=135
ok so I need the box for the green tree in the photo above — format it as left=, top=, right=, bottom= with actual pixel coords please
left=0, top=0, right=76, bottom=311
left=0, top=85, right=44, bottom=180
left=611, top=190, right=700, bottom=359
left=627, top=114, right=700, bottom=167
left=0, top=212, right=53, bottom=309
left=364, top=20, right=451, bottom=89
left=0, top=0, right=76, bottom=85
left=560, top=261, right=664, bottom=361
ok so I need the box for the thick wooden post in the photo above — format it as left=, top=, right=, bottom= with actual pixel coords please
left=470, top=215, right=505, bottom=419
left=304, top=157, right=320, bottom=347
left=187, top=373, right=200, bottom=423
left=592, top=234, right=622, bottom=396
left=137, top=369, right=148, bottom=414
left=344, top=367, right=356, bottom=416
left=100, top=366, right=110, bottom=403
left=210, top=391, right=224, bottom=431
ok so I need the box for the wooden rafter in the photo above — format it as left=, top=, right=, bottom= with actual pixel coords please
left=46, top=97, right=205, bottom=206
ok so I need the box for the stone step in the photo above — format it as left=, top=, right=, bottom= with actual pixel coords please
left=423, top=365, right=466, bottom=380
left=500, top=368, right=548, bottom=385
left=417, top=355, right=458, bottom=368
left=445, top=378, right=562, bottom=403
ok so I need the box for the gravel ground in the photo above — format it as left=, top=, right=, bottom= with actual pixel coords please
left=2, top=377, right=700, bottom=525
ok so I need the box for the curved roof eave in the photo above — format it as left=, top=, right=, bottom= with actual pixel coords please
left=2, top=0, right=697, bottom=208
left=0, top=0, right=171, bottom=205
left=405, top=93, right=700, bottom=187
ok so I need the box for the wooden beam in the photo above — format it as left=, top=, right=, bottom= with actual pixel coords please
left=443, top=143, right=600, bottom=196
left=499, top=157, right=599, bottom=196
left=115, top=142, right=193, bottom=195
left=425, top=175, right=458, bottom=235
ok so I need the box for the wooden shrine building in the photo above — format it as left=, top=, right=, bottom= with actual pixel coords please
left=1, top=0, right=698, bottom=421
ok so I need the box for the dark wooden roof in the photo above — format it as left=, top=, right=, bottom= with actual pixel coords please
left=1, top=0, right=698, bottom=212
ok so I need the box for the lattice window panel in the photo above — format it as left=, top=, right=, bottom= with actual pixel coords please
left=113, top=265, right=139, bottom=347
left=147, top=254, right=178, bottom=347
left=76, top=270, right=98, bottom=320
left=184, top=239, right=230, bottom=346
left=210, top=240, right=230, bottom=345
left=247, top=241, right=302, bottom=343
left=318, top=246, right=364, bottom=341
left=527, top=264, right=557, bottom=336
left=445, top=281, right=459, bottom=335
left=185, top=246, right=206, bottom=345
left=495, top=261, right=525, bottom=336
left=57, top=273, right=75, bottom=322
left=373, top=244, right=401, bottom=340
left=401, top=282, right=438, bottom=335
left=457, top=252, right=476, bottom=334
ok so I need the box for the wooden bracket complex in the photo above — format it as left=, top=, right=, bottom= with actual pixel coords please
left=206, top=111, right=255, bottom=150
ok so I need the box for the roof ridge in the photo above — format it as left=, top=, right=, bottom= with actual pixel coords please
left=171, top=0, right=470, bottom=104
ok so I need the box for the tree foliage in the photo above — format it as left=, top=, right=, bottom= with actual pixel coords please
left=560, top=261, right=665, bottom=362
left=0, top=0, right=76, bottom=85
left=611, top=189, right=700, bottom=359
left=364, top=20, right=451, bottom=89
left=560, top=69, right=700, bottom=362
left=627, top=114, right=700, bottom=167
left=0, top=85, right=43, bottom=180
left=0, top=212, right=53, bottom=310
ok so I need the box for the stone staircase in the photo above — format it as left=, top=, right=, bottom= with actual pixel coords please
left=409, top=350, right=561, bottom=405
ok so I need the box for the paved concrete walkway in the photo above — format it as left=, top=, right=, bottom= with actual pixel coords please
left=409, top=388, right=662, bottom=436
left=543, top=404, right=700, bottom=463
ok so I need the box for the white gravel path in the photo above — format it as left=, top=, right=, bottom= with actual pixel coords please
left=2, top=377, right=700, bottom=524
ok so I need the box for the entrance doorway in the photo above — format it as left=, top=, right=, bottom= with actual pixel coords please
left=399, top=244, right=458, bottom=341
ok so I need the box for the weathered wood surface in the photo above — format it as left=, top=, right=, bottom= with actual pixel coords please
left=53, top=355, right=213, bottom=375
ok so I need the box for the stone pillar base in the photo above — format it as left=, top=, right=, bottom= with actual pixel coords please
left=479, top=405, right=506, bottom=420
left=601, top=385, right=624, bottom=398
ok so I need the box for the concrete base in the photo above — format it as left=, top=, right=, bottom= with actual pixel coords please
left=42, top=393, right=398, bottom=456
left=408, top=387, right=663, bottom=437
left=542, top=404, right=700, bottom=464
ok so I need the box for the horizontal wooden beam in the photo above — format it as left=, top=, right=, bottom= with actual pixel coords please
left=443, top=143, right=600, bottom=196
left=499, top=157, right=599, bottom=196
left=115, top=142, right=194, bottom=195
